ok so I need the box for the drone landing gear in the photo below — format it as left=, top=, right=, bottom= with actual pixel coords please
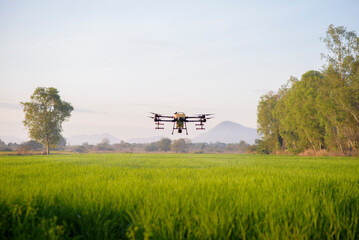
left=195, top=122, right=205, bottom=130
left=172, top=122, right=188, bottom=135
left=155, top=121, right=164, bottom=130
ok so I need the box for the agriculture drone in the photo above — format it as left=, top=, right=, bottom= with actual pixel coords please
left=149, top=112, right=213, bottom=135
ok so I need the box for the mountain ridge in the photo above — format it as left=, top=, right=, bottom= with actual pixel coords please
left=192, top=121, right=259, bottom=144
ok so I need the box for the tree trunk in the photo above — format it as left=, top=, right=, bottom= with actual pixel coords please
left=304, top=129, right=316, bottom=151
left=335, top=126, right=343, bottom=152
left=46, top=138, right=50, bottom=155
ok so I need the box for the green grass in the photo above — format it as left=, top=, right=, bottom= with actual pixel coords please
left=1, top=154, right=359, bottom=239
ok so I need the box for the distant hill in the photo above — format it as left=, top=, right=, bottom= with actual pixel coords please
left=127, top=136, right=166, bottom=144
left=67, top=133, right=122, bottom=145
left=0, top=135, right=26, bottom=144
left=192, top=121, right=259, bottom=144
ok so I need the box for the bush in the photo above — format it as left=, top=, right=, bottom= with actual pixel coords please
left=145, top=142, right=158, bottom=152
left=74, top=146, right=89, bottom=153
left=17, top=145, right=31, bottom=155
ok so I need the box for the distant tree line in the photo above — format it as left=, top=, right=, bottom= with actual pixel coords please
left=0, top=139, right=17, bottom=152
left=0, top=137, right=253, bottom=154
left=0, top=137, right=67, bottom=154
left=257, top=25, right=359, bottom=154
left=68, top=138, right=251, bottom=154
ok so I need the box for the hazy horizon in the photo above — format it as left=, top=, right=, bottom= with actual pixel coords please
left=1, top=0, right=359, bottom=141
left=0, top=120, right=256, bottom=144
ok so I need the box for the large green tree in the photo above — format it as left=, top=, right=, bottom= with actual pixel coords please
left=257, top=91, right=282, bottom=153
left=21, top=87, right=73, bottom=155
left=276, top=71, right=325, bottom=152
left=320, top=25, right=359, bottom=151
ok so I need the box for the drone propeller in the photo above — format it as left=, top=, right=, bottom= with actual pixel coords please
left=149, top=112, right=162, bottom=117
left=197, top=114, right=214, bottom=119
left=196, top=113, right=214, bottom=116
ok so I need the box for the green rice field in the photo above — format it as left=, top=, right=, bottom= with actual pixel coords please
left=1, top=153, right=359, bottom=239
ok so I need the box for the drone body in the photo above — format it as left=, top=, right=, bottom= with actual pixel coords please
left=149, top=112, right=213, bottom=135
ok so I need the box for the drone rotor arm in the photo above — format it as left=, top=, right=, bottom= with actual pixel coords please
left=185, top=116, right=203, bottom=119
left=156, top=119, right=175, bottom=122
left=185, top=120, right=204, bottom=122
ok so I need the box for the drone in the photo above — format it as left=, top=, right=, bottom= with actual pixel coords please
left=149, top=112, right=213, bottom=135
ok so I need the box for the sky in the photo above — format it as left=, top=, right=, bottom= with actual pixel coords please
left=1, top=0, right=359, bottom=142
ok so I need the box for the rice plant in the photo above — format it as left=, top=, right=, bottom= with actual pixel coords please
left=0, top=154, right=358, bottom=239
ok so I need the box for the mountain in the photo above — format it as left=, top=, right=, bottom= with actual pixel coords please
left=192, top=121, right=259, bottom=144
left=127, top=136, right=166, bottom=144
left=66, top=133, right=122, bottom=145
left=0, top=135, right=27, bottom=144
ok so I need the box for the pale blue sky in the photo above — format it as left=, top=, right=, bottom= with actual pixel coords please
left=1, top=0, right=358, bottom=141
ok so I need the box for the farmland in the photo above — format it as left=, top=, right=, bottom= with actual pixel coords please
left=1, top=154, right=359, bottom=239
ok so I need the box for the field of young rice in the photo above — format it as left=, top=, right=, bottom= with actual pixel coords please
left=1, top=153, right=358, bottom=239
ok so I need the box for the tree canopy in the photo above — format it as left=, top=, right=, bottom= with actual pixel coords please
left=257, top=25, right=359, bottom=154
left=21, top=87, right=74, bottom=154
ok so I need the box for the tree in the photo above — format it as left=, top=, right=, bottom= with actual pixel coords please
left=21, top=87, right=73, bottom=155
left=0, top=139, right=7, bottom=150
left=157, top=138, right=172, bottom=152
left=171, top=139, right=188, bottom=153
left=56, top=136, right=67, bottom=150
left=320, top=25, right=359, bottom=151
left=238, top=140, right=248, bottom=153
left=321, top=24, right=359, bottom=82
left=101, top=137, right=110, bottom=146
left=145, top=142, right=158, bottom=152
left=276, top=71, right=325, bottom=152
left=96, top=138, right=114, bottom=151
left=257, top=91, right=283, bottom=153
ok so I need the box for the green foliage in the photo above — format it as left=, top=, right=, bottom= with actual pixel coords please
left=144, top=142, right=158, bottom=152
left=56, top=136, right=67, bottom=150
left=21, top=87, right=73, bottom=155
left=157, top=138, right=172, bottom=152
left=321, top=24, right=359, bottom=81
left=257, top=92, right=282, bottom=153
left=0, top=154, right=358, bottom=239
left=95, top=138, right=115, bottom=151
left=24, top=140, right=44, bottom=151
left=254, top=139, right=271, bottom=154
left=0, top=139, right=6, bottom=150
left=238, top=140, right=248, bottom=153
left=276, top=71, right=326, bottom=152
left=170, top=139, right=188, bottom=153
left=257, top=25, right=359, bottom=154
